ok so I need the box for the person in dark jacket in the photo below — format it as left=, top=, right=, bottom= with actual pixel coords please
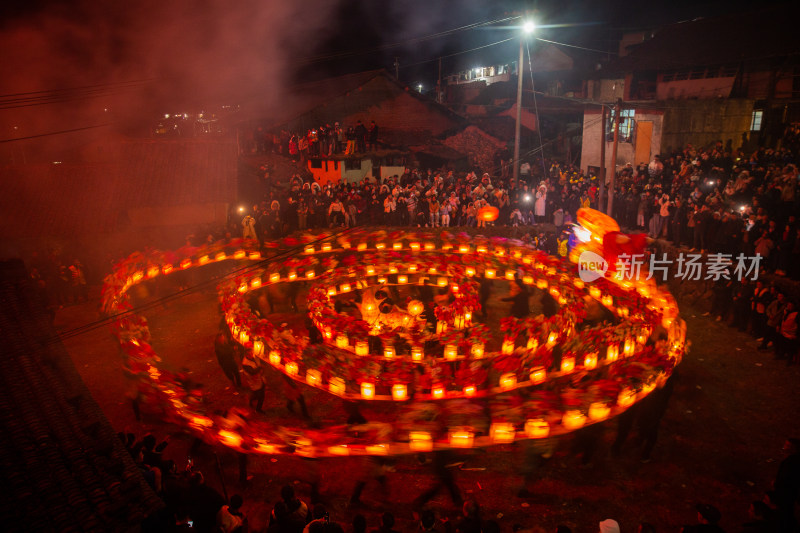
left=355, top=121, right=368, bottom=153
left=215, top=331, right=241, bottom=387
left=501, top=278, right=529, bottom=319
left=773, top=438, right=800, bottom=533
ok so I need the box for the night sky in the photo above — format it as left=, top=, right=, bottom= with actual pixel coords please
left=0, top=0, right=788, bottom=139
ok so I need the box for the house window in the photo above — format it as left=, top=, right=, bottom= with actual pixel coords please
left=345, top=158, right=361, bottom=171
left=750, top=110, right=763, bottom=131
left=689, top=68, right=705, bottom=80
left=607, top=109, right=635, bottom=142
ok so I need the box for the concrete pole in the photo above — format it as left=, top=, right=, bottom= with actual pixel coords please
left=598, top=105, right=606, bottom=211
left=513, top=38, right=524, bottom=188
left=607, top=98, right=622, bottom=216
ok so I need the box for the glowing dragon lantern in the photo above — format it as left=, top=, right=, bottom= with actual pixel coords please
left=355, top=286, right=425, bottom=332
left=571, top=208, right=648, bottom=279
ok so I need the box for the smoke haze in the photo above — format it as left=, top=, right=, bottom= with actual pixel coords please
left=0, top=0, right=340, bottom=139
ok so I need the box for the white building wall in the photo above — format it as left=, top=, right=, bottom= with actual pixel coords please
left=580, top=109, right=663, bottom=175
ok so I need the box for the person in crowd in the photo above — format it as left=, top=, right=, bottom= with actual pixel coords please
left=272, top=485, right=309, bottom=528
left=760, top=290, right=786, bottom=350
left=369, top=512, right=400, bottom=533
left=500, top=278, right=530, bottom=319
left=351, top=515, right=367, bottom=533
left=368, top=121, right=379, bottom=151
left=241, top=357, right=266, bottom=413
left=773, top=438, right=800, bottom=532
left=534, top=184, right=547, bottom=223
left=681, top=503, right=725, bottom=533
left=599, top=519, right=620, bottom=533
left=217, top=494, right=246, bottom=533
left=413, top=449, right=464, bottom=509
left=637, top=370, right=676, bottom=462
left=185, top=471, right=226, bottom=533
left=355, top=120, right=368, bottom=153
left=242, top=214, right=257, bottom=240
left=451, top=500, right=482, bottom=533
left=215, top=328, right=241, bottom=388
left=775, top=301, right=798, bottom=364
left=637, top=523, right=656, bottom=533
left=349, top=455, right=391, bottom=507
left=750, top=280, right=772, bottom=344
left=742, top=500, right=776, bottom=533
left=303, top=504, right=330, bottom=533
left=329, top=196, right=346, bottom=227
left=416, top=510, right=444, bottom=533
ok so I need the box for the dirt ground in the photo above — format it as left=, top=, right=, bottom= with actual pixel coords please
left=57, top=271, right=800, bottom=533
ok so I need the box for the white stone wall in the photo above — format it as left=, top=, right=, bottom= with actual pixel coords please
left=579, top=109, right=663, bottom=174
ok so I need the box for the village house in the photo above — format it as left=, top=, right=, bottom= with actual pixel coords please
left=580, top=3, right=800, bottom=174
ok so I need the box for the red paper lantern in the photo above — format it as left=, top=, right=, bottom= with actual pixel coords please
left=478, top=206, right=499, bottom=222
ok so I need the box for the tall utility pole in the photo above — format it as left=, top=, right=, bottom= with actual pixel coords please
left=607, top=98, right=622, bottom=216
left=437, top=57, right=443, bottom=104
left=598, top=105, right=606, bottom=211
left=394, top=57, right=400, bottom=80
left=512, top=37, right=525, bottom=188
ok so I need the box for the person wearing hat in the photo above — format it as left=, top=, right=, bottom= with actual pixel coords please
left=534, top=185, right=547, bottom=224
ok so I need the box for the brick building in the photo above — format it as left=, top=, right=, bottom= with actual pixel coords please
left=580, top=3, right=800, bottom=174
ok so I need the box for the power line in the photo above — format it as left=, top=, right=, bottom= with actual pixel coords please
left=0, top=79, right=157, bottom=110
left=534, top=36, right=618, bottom=56
left=301, top=15, right=521, bottom=64
left=399, top=37, right=515, bottom=70
left=0, top=78, right=157, bottom=100
left=527, top=39, right=548, bottom=178
left=0, top=123, right=112, bottom=143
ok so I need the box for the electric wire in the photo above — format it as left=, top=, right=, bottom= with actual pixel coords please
left=399, top=37, right=515, bottom=70
left=534, top=36, right=617, bottom=55
left=0, top=79, right=156, bottom=109
left=526, top=39, right=548, bottom=179
left=301, top=15, right=521, bottom=64
left=0, top=123, right=113, bottom=143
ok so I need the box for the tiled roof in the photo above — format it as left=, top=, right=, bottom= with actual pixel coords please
left=472, top=116, right=535, bottom=142
left=0, top=259, right=163, bottom=531
left=252, top=69, right=465, bottom=132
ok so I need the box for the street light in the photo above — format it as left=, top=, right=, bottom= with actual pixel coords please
left=513, top=19, right=535, bottom=188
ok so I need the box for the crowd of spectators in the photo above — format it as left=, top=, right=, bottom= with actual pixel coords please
left=25, top=249, right=89, bottom=320
left=609, top=142, right=799, bottom=279
left=250, top=120, right=379, bottom=162
left=124, top=438, right=797, bottom=533
left=119, top=430, right=249, bottom=532
left=238, top=127, right=800, bottom=282
left=27, top=126, right=800, bottom=532
left=704, top=277, right=799, bottom=365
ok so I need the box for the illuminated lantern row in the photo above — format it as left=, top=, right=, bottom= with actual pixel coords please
left=107, top=228, right=684, bottom=458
